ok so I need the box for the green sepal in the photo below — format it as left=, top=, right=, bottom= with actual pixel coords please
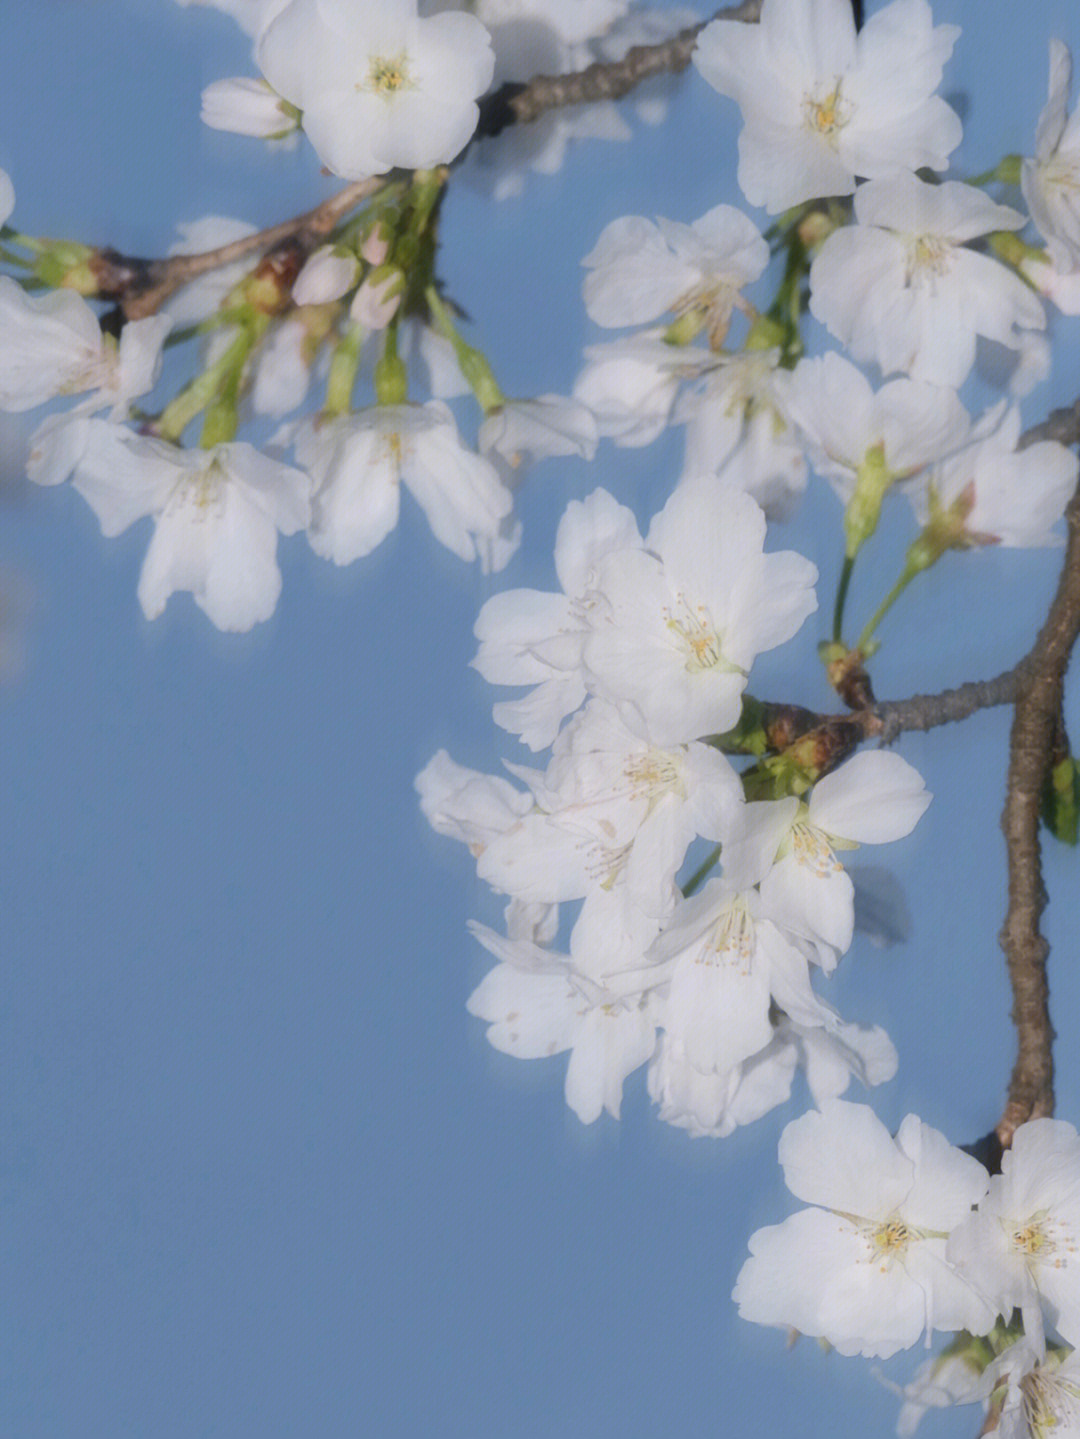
left=1042, top=754, right=1080, bottom=846
left=707, top=695, right=769, bottom=757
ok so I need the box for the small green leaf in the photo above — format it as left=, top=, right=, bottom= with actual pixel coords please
left=1042, top=755, right=1080, bottom=846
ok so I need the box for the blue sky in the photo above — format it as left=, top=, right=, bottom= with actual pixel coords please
left=3, top=1, right=1080, bottom=1435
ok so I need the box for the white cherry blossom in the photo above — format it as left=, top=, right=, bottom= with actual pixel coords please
left=200, top=76, right=300, bottom=138
left=693, top=0, right=961, bottom=213
left=583, top=482, right=817, bottom=747
left=581, top=205, right=768, bottom=342
left=734, top=1100, right=995, bottom=1358
left=948, top=1119, right=1080, bottom=1353
left=477, top=699, right=742, bottom=940
left=472, top=487, right=641, bottom=751
left=466, top=921, right=657, bottom=1124
left=27, top=314, right=173, bottom=487
left=674, top=350, right=808, bottom=521
left=257, top=0, right=495, bottom=179
left=809, top=172, right=1045, bottom=387
left=0, top=279, right=113, bottom=413
left=1023, top=40, right=1080, bottom=274
left=776, top=352, right=969, bottom=550
left=758, top=751, right=932, bottom=968
left=64, top=426, right=312, bottom=631
left=573, top=331, right=716, bottom=447
left=296, top=401, right=514, bottom=569
left=414, top=750, right=533, bottom=857
left=911, top=402, right=1079, bottom=549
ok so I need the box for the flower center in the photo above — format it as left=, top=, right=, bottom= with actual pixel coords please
left=365, top=52, right=411, bottom=97
left=904, top=234, right=954, bottom=286
left=1022, top=1362, right=1080, bottom=1438
left=871, top=1217, right=912, bottom=1258
left=624, top=748, right=684, bottom=800
left=376, top=430, right=407, bottom=473
left=790, top=821, right=844, bottom=877
left=167, top=459, right=226, bottom=522
left=803, top=81, right=852, bottom=146
left=663, top=592, right=741, bottom=676
left=703, top=896, right=755, bottom=971
left=1008, top=1211, right=1078, bottom=1267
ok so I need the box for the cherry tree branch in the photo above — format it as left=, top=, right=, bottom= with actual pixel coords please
left=95, top=177, right=384, bottom=321
left=994, top=473, right=1080, bottom=1147
left=501, top=1, right=762, bottom=127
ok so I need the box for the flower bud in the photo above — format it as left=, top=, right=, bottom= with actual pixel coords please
left=293, top=245, right=360, bottom=306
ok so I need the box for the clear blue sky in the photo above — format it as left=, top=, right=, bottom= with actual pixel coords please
left=2, top=2, right=1080, bottom=1435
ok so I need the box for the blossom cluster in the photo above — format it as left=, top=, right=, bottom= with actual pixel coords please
left=419, top=0, right=1080, bottom=1154
left=737, top=1102, right=1080, bottom=1435
left=418, top=474, right=936, bottom=1131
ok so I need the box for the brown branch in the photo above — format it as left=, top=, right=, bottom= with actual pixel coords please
left=994, top=477, right=1080, bottom=1147
left=507, top=1, right=762, bottom=126
left=94, top=176, right=383, bottom=321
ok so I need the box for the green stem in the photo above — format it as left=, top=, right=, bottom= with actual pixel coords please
left=833, top=553, right=855, bottom=643
left=324, top=320, right=364, bottom=417
left=856, top=564, right=921, bottom=654
left=681, top=844, right=721, bottom=898
left=156, top=325, right=253, bottom=443
left=425, top=283, right=504, bottom=413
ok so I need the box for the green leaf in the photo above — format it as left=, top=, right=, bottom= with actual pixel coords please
left=1042, top=755, right=1080, bottom=846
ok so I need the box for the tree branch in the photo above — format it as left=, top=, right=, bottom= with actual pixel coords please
left=503, top=1, right=762, bottom=127
left=95, top=177, right=384, bottom=321
left=994, top=475, right=1080, bottom=1147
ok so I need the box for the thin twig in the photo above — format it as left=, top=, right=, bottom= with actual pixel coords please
left=506, top=1, right=762, bottom=126
left=101, top=177, right=383, bottom=320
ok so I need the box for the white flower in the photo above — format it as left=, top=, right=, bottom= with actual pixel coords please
left=757, top=750, right=932, bottom=967
left=257, top=0, right=495, bottom=179
left=674, top=350, right=808, bottom=521
left=777, top=352, right=969, bottom=505
left=472, top=487, right=640, bottom=751
left=477, top=698, right=742, bottom=928
left=467, top=922, right=657, bottom=1124
left=200, top=76, right=300, bottom=138
left=734, top=1100, right=995, bottom=1358
left=809, top=173, right=1045, bottom=388
left=644, top=878, right=833, bottom=1077
left=27, top=314, right=173, bottom=486
left=0, top=278, right=111, bottom=413
left=573, top=331, right=715, bottom=447
left=583, top=483, right=817, bottom=747
left=415, top=750, right=534, bottom=856
left=948, top=1119, right=1080, bottom=1353
left=647, top=1031, right=798, bottom=1139
left=296, top=401, right=514, bottom=569
left=582, top=205, right=768, bottom=342
left=1023, top=41, right=1080, bottom=274
left=693, top=0, right=961, bottom=213
left=911, top=402, right=1079, bottom=549
left=62, top=427, right=310, bottom=630
left=985, top=1341, right=1080, bottom=1439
